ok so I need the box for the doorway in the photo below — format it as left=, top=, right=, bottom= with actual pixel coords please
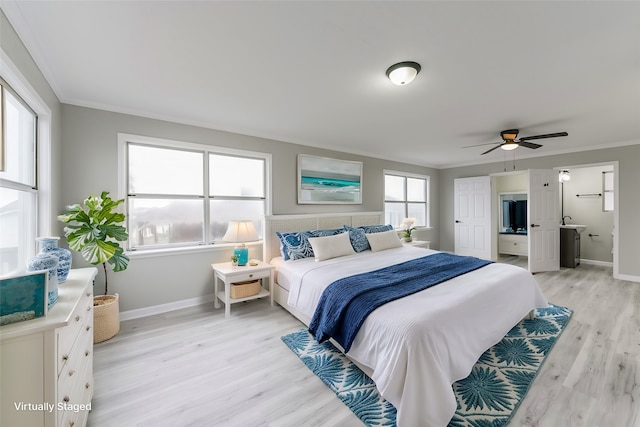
left=556, top=162, right=618, bottom=276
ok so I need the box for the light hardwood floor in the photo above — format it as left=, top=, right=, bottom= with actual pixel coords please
left=87, top=258, right=640, bottom=427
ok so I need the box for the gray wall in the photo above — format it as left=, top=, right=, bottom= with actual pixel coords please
left=439, top=144, right=640, bottom=279
left=61, top=105, right=439, bottom=311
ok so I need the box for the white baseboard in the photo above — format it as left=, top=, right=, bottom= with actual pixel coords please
left=120, top=294, right=215, bottom=321
left=614, top=272, right=640, bottom=283
left=580, top=259, right=613, bottom=268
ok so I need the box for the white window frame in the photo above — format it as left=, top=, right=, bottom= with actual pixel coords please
left=117, top=133, right=271, bottom=258
left=383, top=169, right=430, bottom=228
left=1, top=49, right=53, bottom=276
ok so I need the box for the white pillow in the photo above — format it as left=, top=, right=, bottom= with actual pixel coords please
left=308, top=232, right=355, bottom=261
left=366, top=230, right=402, bottom=252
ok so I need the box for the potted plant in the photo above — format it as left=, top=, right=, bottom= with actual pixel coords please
left=58, top=191, right=130, bottom=343
left=401, top=217, right=417, bottom=242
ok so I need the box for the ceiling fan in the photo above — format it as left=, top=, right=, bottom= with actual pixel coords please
left=464, top=129, right=568, bottom=155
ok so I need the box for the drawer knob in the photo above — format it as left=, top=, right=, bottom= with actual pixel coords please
left=87, top=305, right=92, bottom=312
left=85, top=350, right=91, bottom=357
left=249, top=274, right=253, bottom=278
left=68, top=369, right=76, bottom=377
left=86, top=292, right=91, bottom=297
left=70, top=421, right=75, bottom=427
left=86, top=326, right=91, bottom=331
left=62, top=354, right=69, bottom=361
left=85, top=382, right=91, bottom=389
left=63, top=396, right=70, bottom=403
left=75, top=315, right=81, bottom=322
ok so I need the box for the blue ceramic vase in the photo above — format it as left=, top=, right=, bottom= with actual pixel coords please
left=38, top=237, right=72, bottom=283
left=27, top=238, right=60, bottom=308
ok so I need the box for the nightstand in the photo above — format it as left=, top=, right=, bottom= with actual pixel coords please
left=211, top=260, right=275, bottom=318
left=403, top=240, right=431, bottom=249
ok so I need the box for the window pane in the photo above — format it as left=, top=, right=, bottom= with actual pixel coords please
left=210, top=200, right=264, bottom=241
left=0, top=187, right=36, bottom=275
left=210, top=155, right=264, bottom=197
left=408, top=203, right=426, bottom=226
left=128, top=199, right=204, bottom=248
left=385, top=175, right=405, bottom=201
left=603, top=171, right=614, bottom=191
left=407, top=178, right=425, bottom=202
left=603, top=192, right=614, bottom=212
left=128, top=144, right=203, bottom=195
left=384, top=202, right=406, bottom=228
left=0, top=88, right=36, bottom=186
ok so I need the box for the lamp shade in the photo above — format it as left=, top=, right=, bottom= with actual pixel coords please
left=386, top=61, right=421, bottom=86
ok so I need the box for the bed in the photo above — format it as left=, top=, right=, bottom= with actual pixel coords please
left=264, top=212, right=548, bottom=427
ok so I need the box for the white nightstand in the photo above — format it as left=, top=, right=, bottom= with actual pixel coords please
left=403, top=240, right=431, bottom=249
left=212, top=260, right=275, bottom=318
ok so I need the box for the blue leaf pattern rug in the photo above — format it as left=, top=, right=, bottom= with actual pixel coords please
left=281, top=304, right=572, bottom=427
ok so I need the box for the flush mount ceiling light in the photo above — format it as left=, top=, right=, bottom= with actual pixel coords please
left=559, top=170, right=571, bottom=182
left=386, top=61, right=421, bottom=85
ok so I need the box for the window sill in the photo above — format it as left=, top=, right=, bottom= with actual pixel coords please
left=126, top=240, right=263, bottom=260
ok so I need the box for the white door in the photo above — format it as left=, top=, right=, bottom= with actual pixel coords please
left=454, top=176, right=491, bottom=260
left=528, top=169, right=560, bottom=272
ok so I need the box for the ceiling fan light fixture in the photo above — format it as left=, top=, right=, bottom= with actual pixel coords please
left=500, top=141, right=519, bottom=151
left=386, top=61, right=421, bottom=86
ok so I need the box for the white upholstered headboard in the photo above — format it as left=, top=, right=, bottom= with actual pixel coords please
left=263, top=212, right=385, bottom=262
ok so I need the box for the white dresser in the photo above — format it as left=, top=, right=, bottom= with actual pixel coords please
left=498, top=233, right=528, bottom=256
left=1, top=267, right=97, bottom=427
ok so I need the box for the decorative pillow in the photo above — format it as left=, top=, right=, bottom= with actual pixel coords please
left=276, top=228, right=344, bottom=261
left=344, top=225, right=370, bottom=252
left=276, top=231, right=315, bottom=261
left=308, top=232, right=355, bottom=261
left=365, top=230, right=403, bottom=252
left=359, top=224, right=393, bottom=234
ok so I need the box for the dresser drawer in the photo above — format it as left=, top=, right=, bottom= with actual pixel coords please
left=57, top=286, right=93, bottom=376
left=498, top=234, right=528, bottom=256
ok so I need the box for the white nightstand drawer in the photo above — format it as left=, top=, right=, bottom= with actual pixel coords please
left=227, top=269, right=270, bottom=284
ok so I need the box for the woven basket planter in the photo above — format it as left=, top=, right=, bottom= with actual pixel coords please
left=93, top=293, right=120, bottom=343
left=230, top=280, right=261, bottom=299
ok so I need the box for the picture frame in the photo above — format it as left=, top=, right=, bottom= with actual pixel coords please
left=298, top=154, right=362, bottom=204
left=0, top=270, right=48, bottom=326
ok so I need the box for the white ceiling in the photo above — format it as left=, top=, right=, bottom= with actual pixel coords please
left=2, top=1, right=639, bottom=168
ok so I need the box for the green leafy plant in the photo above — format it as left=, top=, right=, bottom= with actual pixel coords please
left=58, top=191, right=130, bottom=295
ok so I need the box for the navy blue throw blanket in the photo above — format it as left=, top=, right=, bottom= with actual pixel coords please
left=308, top=252, right=493, bottom=352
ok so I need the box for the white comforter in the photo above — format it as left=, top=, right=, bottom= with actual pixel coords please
left=274, top=246, right=548, bottom=427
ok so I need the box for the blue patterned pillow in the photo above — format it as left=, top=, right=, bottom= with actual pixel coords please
left=277, top=228, right=343, bottom=261
left=359, top=224, right=393, bottom=234
left=344, top=226, right=370, bottom=252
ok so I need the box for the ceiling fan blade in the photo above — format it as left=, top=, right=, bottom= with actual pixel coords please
left=519, top=141, right=542, bottom=149
left=462, top=142, right=501, bottom=148
left=481, top=144, right=502, bottom=155
left=519, top=132, right=568, bottom=142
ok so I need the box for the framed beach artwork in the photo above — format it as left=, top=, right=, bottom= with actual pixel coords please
left=298, top=154, right=362, bottom=204
left=0, top=271, right=48, bottom=326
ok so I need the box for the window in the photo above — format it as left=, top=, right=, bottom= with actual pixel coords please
left=119, top=134, right=270, bottom=251
left=602, top=171, right=614, bottom=212
left=384, top=171, right=429, bottom=228
left=0, top=78, right=38, bottom=276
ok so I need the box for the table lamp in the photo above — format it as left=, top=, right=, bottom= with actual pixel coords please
left=222, top=220, right=259, bottom=266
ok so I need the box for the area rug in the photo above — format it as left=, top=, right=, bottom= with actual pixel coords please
left=281, top=304, right=572, bottom=427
